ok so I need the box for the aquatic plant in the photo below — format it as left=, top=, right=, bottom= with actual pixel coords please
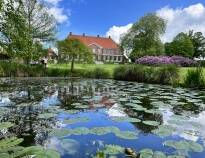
left=152, top=125, right=176, bottom=138
left=142, top=121, right=160, bottom=126
left=0, top=137, right=60, bottom=158
left=163, top=140, right=204, bottom=153
left=49, top=126, right=138, bottom=140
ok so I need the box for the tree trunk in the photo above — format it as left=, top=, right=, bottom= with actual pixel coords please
left=70, top=57, right=74, bottom=73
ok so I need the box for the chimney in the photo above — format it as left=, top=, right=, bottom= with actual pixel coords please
left=97, top=35, right=100, bottom=38
left=69, top=32, right=72, bottom=36
left=83, top=33, right=85, bottom=37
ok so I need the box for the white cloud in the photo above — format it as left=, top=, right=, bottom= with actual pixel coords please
left=48, top=7, right=70, bottom=24
left=42, top=0, right=69, bottom=24
left=106, top=23, right=133, bottom=43
left=157, top=3, right=205, bottom=42
left=43, top=0, right=62, bottom=5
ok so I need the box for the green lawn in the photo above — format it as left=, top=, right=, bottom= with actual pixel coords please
left=48, top=63, right=205, bottom=83
left=48, top=63, right=121, bottom=75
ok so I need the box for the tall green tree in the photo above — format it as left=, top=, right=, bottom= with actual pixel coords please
left=120, top=13, right=166, bottom=61
left=0, top=0, right=56, bottom=64
left=0, top=0, right=33, bottom=63
left=58, top=38, right=93, bottom=73
left=187, top=30, right=205, bottom=58
left=165, top=32, right=194, bottom=58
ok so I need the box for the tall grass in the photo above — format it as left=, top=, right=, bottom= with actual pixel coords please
left=83, top=67, right=111, bottom=79
left=183, top=67, right=205, bottom=88
left=113, top=64, right=179, bottom=85
left=0, top=61, right=45, bottom=77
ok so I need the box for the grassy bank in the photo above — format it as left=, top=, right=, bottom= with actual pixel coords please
left=48, top=63, right=205, bottom=83
left=1, top=61, right=205, bottom=88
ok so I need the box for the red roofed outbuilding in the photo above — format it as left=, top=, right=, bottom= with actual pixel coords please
left=68, top=32, right=124, bottom=63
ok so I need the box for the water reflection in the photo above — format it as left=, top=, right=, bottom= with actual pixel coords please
left=0, top=78, right=204, bottom=158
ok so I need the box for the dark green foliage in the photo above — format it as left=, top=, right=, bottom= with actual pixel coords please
left=155, top=65, right=179, bottom=85
left=83, top=67, right=111, bottom=79
left=165, top=32, right=194, bottom=58
left=188, top=30, right=205, bottom=58
left=113, top=65, right=179, bottom=85
left=120, top=13, right=166, bottom=61
left=46, top=68, right=69, bottom=77
left=0, top=61, right=45, bottom=77
left=184, top=67, right=205, bottom=88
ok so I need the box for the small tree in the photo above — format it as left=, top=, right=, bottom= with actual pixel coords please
left=165, top=32, right=194, bottom=58
left=58, top=38, right=93, bottom=73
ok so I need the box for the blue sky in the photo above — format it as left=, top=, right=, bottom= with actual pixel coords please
left=45, top=0, right=205, bottom=42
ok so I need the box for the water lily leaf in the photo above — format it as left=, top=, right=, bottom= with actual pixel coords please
left=72, top=127, right=90, bottom=135
left=63, top=117, right=89, bottom=124
left=163, top=140, right=204, bottom=152
left=0, top=122, right=14, bottom=130
left=111, top=117, right=141, bottom=123
left=102, top=144, right=124, bottom=155
left=22, top=146, right=60, bottom=158
left=144, top=109, right=161, bottom=114
left=49, top=128, right=72, bottom=137
left=143, top=121, right=160, bottom=126
left=140, top=149, right=153, bottom=158
left=38, top=113, right=57, bottom=119
left=152, top=125, right=176, bottom=138
left=132, top=105, right=146, bottom=111
left=0, top=137, right=24, bottom=149
left=153, top=151, right=166, bottom=158
left=65, top=110, right=80, bottom=114
left=115, top=131, right=138, bottom=140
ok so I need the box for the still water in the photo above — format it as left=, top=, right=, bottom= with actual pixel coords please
left=0, top=78, right=205, bottom=158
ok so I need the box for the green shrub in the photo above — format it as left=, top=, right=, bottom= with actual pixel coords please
left=84, top=67, right=111, bottom=79
left=155, top=65, right=179, bottom=85
left=113, top=64, right=179, bottom=85
left=184, top=67, right=205, bottom=88
left=46, top=68, right=68, bottom=77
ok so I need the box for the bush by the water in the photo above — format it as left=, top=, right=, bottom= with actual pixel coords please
left=83, top=67, right=111, bottom=79
left=184, top=67, right=205, bottom=88
left=136, top=56, right=196, bottom=67
left=113, top=64, right=179, bottom=85
left=0, top=61, right=45, bottom=77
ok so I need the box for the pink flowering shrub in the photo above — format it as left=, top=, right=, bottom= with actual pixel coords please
left=136, top=56, right=197, bottom=67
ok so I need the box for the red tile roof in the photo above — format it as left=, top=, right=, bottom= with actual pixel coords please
left=69, top=34, right=119, bottom=49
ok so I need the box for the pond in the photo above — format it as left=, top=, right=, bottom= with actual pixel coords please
left=0, top=78, right=205, bottom=158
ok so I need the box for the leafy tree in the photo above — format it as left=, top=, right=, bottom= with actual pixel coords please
left=21, top=0, right=56, bottom=42
left=0, top=0, right=56, bottom=64
left=57, top=38, right=93, bottom=73
left=0, top=0, right=33, bottom=63
left=120, top=13, right=166, bottom=61
left=165, top=32, right=194, bottom=58
left=187, top=30, right=205, bottom=58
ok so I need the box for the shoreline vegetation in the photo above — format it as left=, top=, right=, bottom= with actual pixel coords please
left=0, top=61, right=205, bottom=89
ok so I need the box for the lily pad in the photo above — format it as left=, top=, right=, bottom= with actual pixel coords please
left=0, top=122, right=14, bottom=130
left=111, top=117, right=141, bottom=123
left=143, top=121, right=160, bottom=126
left=163, top=140, right=204, bottom=152
left=63, top=117, right=89, bottom=124
left=102, top=144, right=124, bottom=155
left=152, top=125, right=176, bottom=138
left=38, top=113, right=57, bottom=119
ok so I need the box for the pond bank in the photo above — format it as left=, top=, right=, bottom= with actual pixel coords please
left=1, top=61, right=205, bottom=89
